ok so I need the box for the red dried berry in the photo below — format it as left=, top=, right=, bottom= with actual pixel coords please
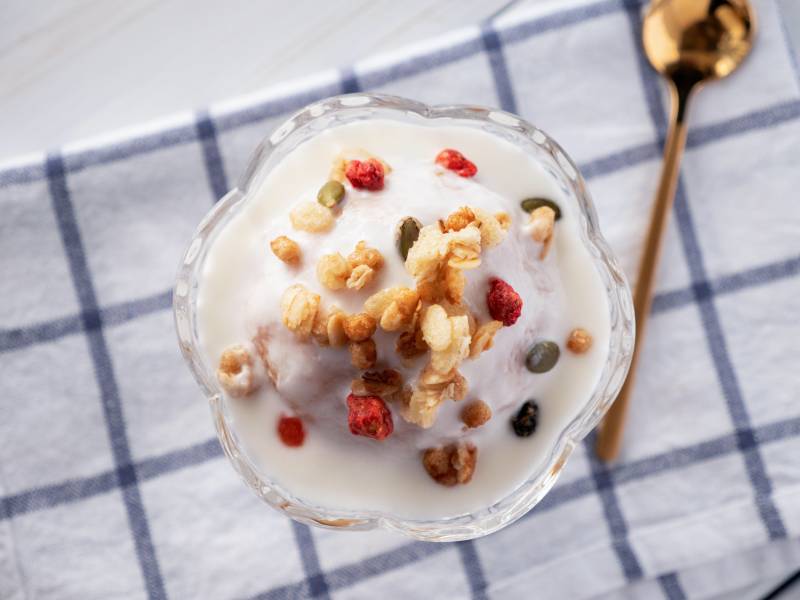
left=487, top=278, right=523, bottom=326
left=345, top=159, right=385, bottom=191
left=346, top=394, right=394, bottom=440
left=277, top=415, right=305, bottom=447
left=435, top=148, right=477, bottom=178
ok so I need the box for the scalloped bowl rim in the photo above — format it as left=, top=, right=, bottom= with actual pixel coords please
left=173, top=93, right=635, bottom=541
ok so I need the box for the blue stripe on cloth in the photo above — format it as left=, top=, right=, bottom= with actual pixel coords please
left=195, top=111, right=229, bottom=202
left=658, top=573, right=687, bottom=600
left=457, top=540, right=489, bottom=600
left=652, top=254, right=800, bottom=314
left=0, top=289, right=171, bottom=353
left=4, top=415, right=800, bottom=597
left=584, top=437, right=644, bottom=581
left=480, top=22, right=518, bottom=113
left=45, top=153, right=168, bottom=600
left=621, top=1, right=788, bottom=541
left=339, top=68, right=362, bottom=94
left=674, top=181, right=787, bottom=540
left=1, top=439, right=222, bottom=521
left=252, top=541, right=448, bottom=600
left=776, top=0, right=800, bottom=89
left=291, top=521, right=331, bottom=599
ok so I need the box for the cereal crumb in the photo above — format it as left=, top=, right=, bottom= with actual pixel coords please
left=529, top=206, right=555, bottom=259
left=566, top=328, right=593, bottom=354
left=351, top=369, right=403, bottom=397
left=343, top=313, right=377, bottom=342
left=422, top=442, right=477, bottom=486
left=346, top=264, right=376, bottom=290
left=443, top=206, right=476, bottom=232
left=469, top=320, right=503, bottom=358
left=347, top=241, right=384, bottom=270
left=252, top=327, right=278, bottom=385
left=217, top=345, right=259, bottom=397
left=317, top=253, right=351, bottom=290
left=280, top=284, right=320, bottom=339
left=461, top=400, right=492, bottom=428
left=495, top=212, right=511, bottom=230
left=270, top=236, right=301, bottom=265
left=326, top=308, right=348, bottom=347
left=349, top=339, right=377, bottom=369
left=290, top=201, right=335, bottom=233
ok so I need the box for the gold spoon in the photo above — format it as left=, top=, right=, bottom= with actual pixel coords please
left=596, top=0, right=755, bottom=462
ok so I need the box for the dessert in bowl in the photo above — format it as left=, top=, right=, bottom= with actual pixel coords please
left=174, top=94, right=634, bottom=540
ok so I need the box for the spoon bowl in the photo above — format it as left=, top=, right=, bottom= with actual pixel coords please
left=643, top=0, right=755, bottom=82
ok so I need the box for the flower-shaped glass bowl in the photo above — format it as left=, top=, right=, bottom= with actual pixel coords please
left=174, top=93, right=634, bottom=541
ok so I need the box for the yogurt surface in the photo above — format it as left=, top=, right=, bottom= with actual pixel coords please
left=196, top=119, right=610, bottom=520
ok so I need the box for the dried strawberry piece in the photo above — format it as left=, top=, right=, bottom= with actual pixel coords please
left=486, top=278, right=523, bottom=326
left=345, top=159, right=385, bottom=191
left=346, top=394, right=394, bottom=440
left=435, top=149, right=477, bottom=178
left=277, top=415, right=305, bottom=447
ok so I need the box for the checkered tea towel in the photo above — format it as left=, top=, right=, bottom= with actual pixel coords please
left=2, top=0, right=800, bottom=598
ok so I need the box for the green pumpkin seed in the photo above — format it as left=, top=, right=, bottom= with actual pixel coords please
left=520, top=197, right=561, bottom=220
left=525, top=341, right=560, bottom=373
left=317, top=180, right=345, bottom=208
left=397, top=217, right=422, bottom=261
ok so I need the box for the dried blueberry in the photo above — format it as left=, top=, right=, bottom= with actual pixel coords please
left=525, top=341, right=560, bottom=373
left=511, top=400, right=539, bottom=437
left=520, top=197, right=561, bottom=220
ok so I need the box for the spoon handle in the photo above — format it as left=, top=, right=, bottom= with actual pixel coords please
left=596, top=78, right=695, bottom=462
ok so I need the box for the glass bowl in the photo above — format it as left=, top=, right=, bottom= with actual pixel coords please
left=173, top=93, right=634, bottom=541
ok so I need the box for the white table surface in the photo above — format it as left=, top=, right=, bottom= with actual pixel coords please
left=2, top=1, right=799, bottom=598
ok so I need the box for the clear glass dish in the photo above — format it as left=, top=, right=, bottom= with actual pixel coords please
left=173, top=93, right=634, bottom=541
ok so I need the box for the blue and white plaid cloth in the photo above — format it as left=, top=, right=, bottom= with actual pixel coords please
left=2, top=0, right=799, bottom=598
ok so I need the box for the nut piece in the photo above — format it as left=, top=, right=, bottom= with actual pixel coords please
left=529, top=206, right=555, bottom=259
left=347, top=241, right=384, bottom=270
left=326, top=308, right=348, bottom=347
left=281, top=284, right=320, bottom=340
left=351, top=369, right=403, bottom=397
left=290, top=201, right=335, bottom=233
left=311, top=304, right=330, bottom=346
left=343, top=313, right=377, bottom=342
left=217, top=345, right=259, bottom=398
left=469, top=320, right=503, bottom=358
left=349, top=339, right=377, bottom=370
left=402, top=366, right=467, bottom=427
left=421, top=304, right=451, bottom=351
left=430, top=315, right=471, bottom=374
left=365, top=287, right=420, bottom=332
left=270, top=236, right=301, bottom=265
left=461, top=400, right=492, bottom=428
left=422, top=442, right=477, bottom=486
left=346, top=264, right=376, bottom=290
left=566, top=328, right=593, bottom=354
left=443, top=265, right=465, bottom=305
left=396, top=327, right=428, bottom=360
left=317, top=253, right=351, bottom=290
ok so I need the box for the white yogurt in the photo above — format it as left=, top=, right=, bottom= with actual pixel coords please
left=196, top=119, right=610, bottom=520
